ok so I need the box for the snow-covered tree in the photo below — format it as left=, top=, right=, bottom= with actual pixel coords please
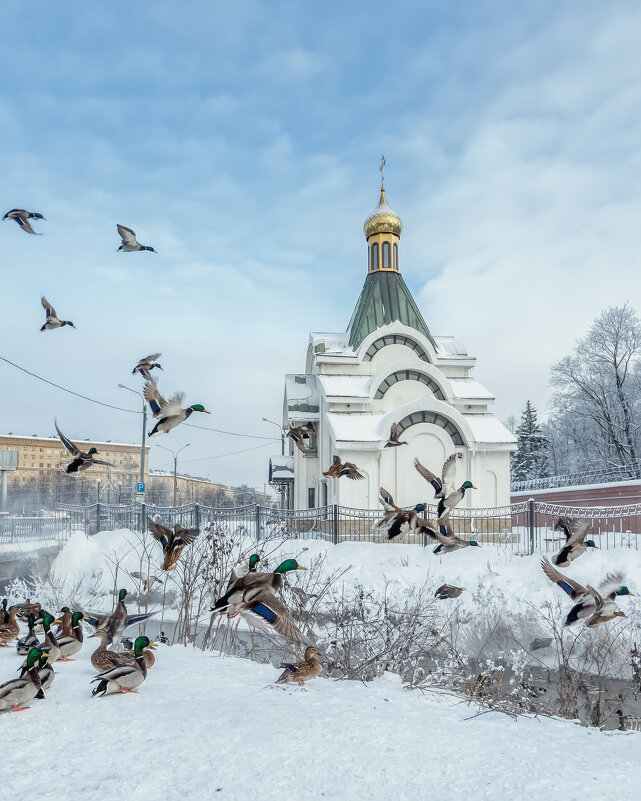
left=549, top=303, right=641, bottom=471
left=511, top=401, right=550, bottom=481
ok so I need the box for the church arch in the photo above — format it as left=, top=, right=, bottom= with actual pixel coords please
left=396, top=411, right=465, bottom=446
left=363, top=334, right=430, bottom=363
left=374, top=369, right=446, bottom=400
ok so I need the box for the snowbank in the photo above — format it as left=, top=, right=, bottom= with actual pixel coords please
left=0, top=642, right=639, bottom=801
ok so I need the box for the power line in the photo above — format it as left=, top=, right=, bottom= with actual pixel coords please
left=178, top=441, right=276, bottom=462
left=0, top=355, right=139, bottom=413
left=0, top=354, right=282, bottom=441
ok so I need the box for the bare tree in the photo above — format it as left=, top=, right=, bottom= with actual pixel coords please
left=550, top=303, right=641, bottom=470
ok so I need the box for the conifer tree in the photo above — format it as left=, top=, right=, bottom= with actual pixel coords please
left=511, top=401, right=550, bottom=481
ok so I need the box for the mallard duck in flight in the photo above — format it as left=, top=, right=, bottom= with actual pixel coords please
left=540, top=557, right=633, bottom=626
left=286, top=422, right=315, bottom=453
left=374, top=487, right=426, bottom=541
left=384, top=423, right=408, bottom=448
left=211, top=559, right=309, bottom=645
left=55, top=421, right=118, bottom=474
left=414, top=454, right=476, bottom=521
left=40, top=296, right=75, bottom=331
left=116, top=224, right=157, bottom=252
left=143, top=380, right=210, bottom=436
left=148, top=517, right=200, bottom=571
left=323, top=455, right=364, bottom=480
left=3, top=209, right=46, bottom=235
left=434, top=584, right=464, bottom=599
left=132, top=353, right=162, bottom=380
left=551, top=517, right=598, bottom=566
left=431, top=520, right=481, bottom=554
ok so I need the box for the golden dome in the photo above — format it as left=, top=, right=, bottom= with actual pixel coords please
left=363, top=187, right=402, bottom=239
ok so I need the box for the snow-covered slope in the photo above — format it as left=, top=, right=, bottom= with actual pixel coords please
left=0, top=642, right=639, bottom=801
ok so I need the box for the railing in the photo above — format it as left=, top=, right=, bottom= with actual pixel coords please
left=0, top=500, right=640, bottom=555
left=511, top=462, right=641, bottom=492
left=0, top=516, right=72, bottom=545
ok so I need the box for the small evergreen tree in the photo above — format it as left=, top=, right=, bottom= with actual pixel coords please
left=511, top=401, right=550, bottom=481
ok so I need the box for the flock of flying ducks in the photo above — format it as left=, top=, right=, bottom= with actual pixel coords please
left=4, top=207, right=209, bottom=469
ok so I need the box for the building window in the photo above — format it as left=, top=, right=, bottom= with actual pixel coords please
left=307, top=487, right=316, bottom=509
left=393, top=243, right=398, bottom=269
left=382, top=241, right=390, bottom=268
left=322, top=482, right=328, bottom=507
left=370, top=243, right=379, bottom=270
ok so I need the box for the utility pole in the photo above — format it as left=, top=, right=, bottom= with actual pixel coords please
left=156, top=443, right=190, bottom=506
left=262, top=417, right=285, bottom=455
left=118, top=384, right=148, bottom=498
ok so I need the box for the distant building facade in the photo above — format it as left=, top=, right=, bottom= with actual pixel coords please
left=282, top=183, right=516, bottom=511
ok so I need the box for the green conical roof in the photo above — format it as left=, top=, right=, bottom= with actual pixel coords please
left=347, top=270, right=436, bottom=351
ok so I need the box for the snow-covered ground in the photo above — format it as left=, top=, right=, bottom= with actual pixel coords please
left=0, top=641, right=640, bottom=801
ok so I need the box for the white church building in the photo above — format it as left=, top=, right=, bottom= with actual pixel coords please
left=281, top=183, right=516, bottom=511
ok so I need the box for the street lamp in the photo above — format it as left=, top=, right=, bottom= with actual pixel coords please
left=118, top=384, right=147, bottom=491
left=156, top=443, right=190, bottom=507
left=262, top=417, right=285, bottom=455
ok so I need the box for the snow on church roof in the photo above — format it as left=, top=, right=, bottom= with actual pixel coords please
left=317, top=375, right=371, bottom=398
left=449, top=378, right=495, bottom=401
left=326, top=412, right=388, bottom=443
left=463, top=415, right=516, bottom=444
left=285, top=374, right=319, bottom=414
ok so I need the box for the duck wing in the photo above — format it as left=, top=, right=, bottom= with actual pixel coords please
left=566, top=519, right=591, bottom=545
left=342, top=462, right=364, bottom=480
left=598, top=571, right=626, bottom=600
left=55, top=421, right=83, bottom=458
left=117, top=224, right=139, bottom=247
left=540, top=557, right=588, bottom=599
left=379, top=486, right=400, bottom=512
left=148, top=518, right=173, bottom=549
left=440, top=454, right=458, bottom=497
left=241, top=590, right=309, bottom=645
left=143, top=380, right=166, bottom=417
left=41, top=296, right=57, bottom=319
left=414, top=458, right=443, bottom=495
left=173, top=524, right=200, bottom=547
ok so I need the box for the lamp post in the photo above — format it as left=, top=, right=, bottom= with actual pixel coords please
left=118, top=384, right=147, bottom=493
left=156, top=443, right=190, bottom=507
left=262, top=417, right=284, bottom=455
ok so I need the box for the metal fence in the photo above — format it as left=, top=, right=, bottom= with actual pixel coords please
left=1, top=500, right=640, bottom=555
left=511, top=463, right=641, bottom=492
left=0, top=515, right=72, bottom=545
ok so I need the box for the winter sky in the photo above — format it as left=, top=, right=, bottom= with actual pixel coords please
left=1, top=1, right=640, bottom=486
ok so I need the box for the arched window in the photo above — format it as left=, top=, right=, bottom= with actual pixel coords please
left=364, top=334, right=431, bottom=362
left=370, top=243, right=379, bottom=271
left=382, top=241, right=390, bottom=268
left=374, top=370, right=446, bottom=400
left=396, top=411, right=465, bottom=446
left=393, top=243, right=398, bottom=270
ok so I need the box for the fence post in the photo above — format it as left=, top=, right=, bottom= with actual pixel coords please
left=96, top=503, right=102, bottom=534
left=528, top=498, right=535, bottom=555
left=255, top=504, right=261, bottom=541
left=194, top=502, right=200, bottom=529
left=332, top=504, right=339, bottom=545
left=140, top=502, right=146, bottom=533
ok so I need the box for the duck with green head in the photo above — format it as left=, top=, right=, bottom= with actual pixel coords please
left=541, top=557, right=633, bottom=626
left=552, top=517, right=598, bottom=567
left=224, top=553, right=266, bottom=591
left=1, top=648, right=49, bottom=710
left=414, top=454, right=476, bottom=521
left=91, top=635, right=156, bottom=696
left=3, top=209, right=46, bottom=235
left=55, top=610, right=87, bottom=660
left=40, top=296, right=75, bottom=331
left=116, top=224, right=156, bottom=252
left=431, top=521, right=481, bottom=554
left=211, top=559, right=309, bottom=645
left=375, top=487, right=428, bottom=541
left=144, top=379, right=210, bottom=437
left=55, top=420, right=119, bottom=475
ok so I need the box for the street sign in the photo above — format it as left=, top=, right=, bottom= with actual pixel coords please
left=136, top=482, right=146, bottom=493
